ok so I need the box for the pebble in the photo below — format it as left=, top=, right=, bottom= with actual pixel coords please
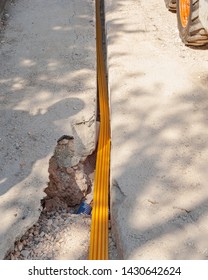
left=40, top=231, right=45, bottom=237
left=15, top=143, right=20, bottom=149
left=29, top=228, right=34, bottom=234
left=17, top=243, right=23, bottom=251
left=13, top=251, right=20, bottom=258
left=34, top=230, right=39, bottom=236
left=21, top=250, right=30, bottom=258
left=47, top=219, right=53, bottom=226
left=22, top=240, right=27, bottom=246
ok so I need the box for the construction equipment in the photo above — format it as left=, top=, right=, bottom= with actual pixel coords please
left=165, top=0, right=208, bottom=46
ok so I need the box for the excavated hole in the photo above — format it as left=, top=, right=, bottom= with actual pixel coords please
left=5, top=136, right=97, bottom=260
left=5, top=135, right=117, bottom=260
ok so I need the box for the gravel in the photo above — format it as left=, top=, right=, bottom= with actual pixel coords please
left=5, top=208, right=118, bottom=260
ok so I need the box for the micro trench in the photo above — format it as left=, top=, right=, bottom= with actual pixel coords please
left=4, top=0, right=118, bottom=260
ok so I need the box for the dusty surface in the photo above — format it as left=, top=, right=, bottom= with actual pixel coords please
left=106, top=0, right=208, bottom=259
left=0, top=0, right=96, bottom=259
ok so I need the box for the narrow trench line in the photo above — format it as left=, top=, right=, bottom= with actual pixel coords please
left=88, top=0, right=111, bottom=260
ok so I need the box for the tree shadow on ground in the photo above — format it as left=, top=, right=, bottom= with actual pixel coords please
left=0, top=0, right=96, bottom=258
left=106, top=0, right=208, bottom=260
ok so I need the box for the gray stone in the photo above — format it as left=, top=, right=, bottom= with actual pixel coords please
left=47, top=219, right=53, bottom=226
left=40, top=232, right=45, bottom=238
left=21, top=250, right=30, bottom=258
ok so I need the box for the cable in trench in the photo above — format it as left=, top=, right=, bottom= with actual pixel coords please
left=88, top=0, right=111, bottom=260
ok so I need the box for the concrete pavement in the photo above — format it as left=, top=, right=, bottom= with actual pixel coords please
left=106, top=0, right=208, bottom=259
left=0, top=0, right=96, bottom=258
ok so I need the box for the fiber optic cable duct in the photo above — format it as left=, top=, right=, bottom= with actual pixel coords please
left=88, top=0, right=111, bottom=260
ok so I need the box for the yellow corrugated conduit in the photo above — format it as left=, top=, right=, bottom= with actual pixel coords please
left=88, top=0, right=111, bottom=260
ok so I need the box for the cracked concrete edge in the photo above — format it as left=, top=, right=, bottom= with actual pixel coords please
left=104, top=0, right=124, bottom=260
left=0, top=157, right=49, bottom=259
left=110, top=179, right=126, bottom=259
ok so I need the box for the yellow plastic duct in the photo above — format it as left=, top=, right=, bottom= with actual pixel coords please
left=88, top=0, right=110, bottom=260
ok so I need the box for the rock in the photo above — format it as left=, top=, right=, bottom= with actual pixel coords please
left=43, top=136, right=95, bottom=211
left=14, top=245, right=18, bottom=252
left=75, top=171, right=84, bottom=180
left=66, top=167, right=73, bottom=175
left=22, top=240, right=27, bottom=246
left=54, top=137, right=78, bottom=167
left=44, top=157, right=84, bottom=208
left=17, top=242, right=23, bottom=251
left=45, top=233, right=50, bottom=239
left=47, top=219, right=53, bottom=226
left=40, top=231, right=45, bottom=237
left=34, top=230, right=39, bottom=236
left=15, top=143, right=20, bottom=149
left=29, top=228, right=34, bottom=234
left=21, top=250, right=30, bottom=258
left=14, top=251, right=21, bottom=258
